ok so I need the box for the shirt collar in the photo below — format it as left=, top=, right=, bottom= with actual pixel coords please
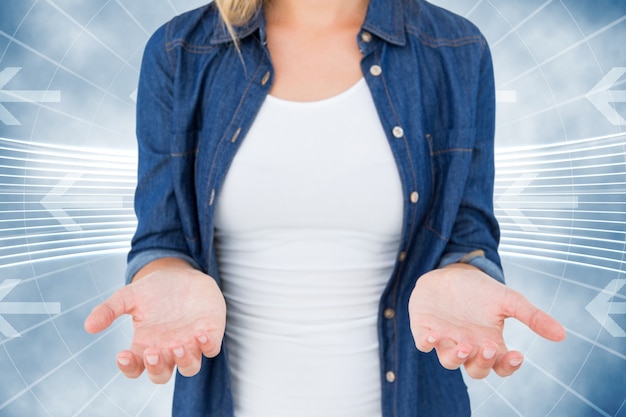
left=362, top=0, right=407, bottom=46
left=209, top=0, right=409, bottom=47
left=209, top=6, right=266, bottom=45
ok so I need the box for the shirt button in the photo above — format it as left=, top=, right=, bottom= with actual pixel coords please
left=410, top=191, right=419, bottom=203
left=392, top=126, right=404, bottom=138
left=370, top=64, right=382, bottom=76
left=261, top=71, right=271, bottom=86
left=361, top=31, right=373, bottom=42
left=398, top=251, right=407, bottom=262
left=209, top=189, right=216, bottom=206
left=230, top=127, right=242, bottom=143
left=384, top=308, right=395, bottom=319
left=386, top=371, right=396, bottom=383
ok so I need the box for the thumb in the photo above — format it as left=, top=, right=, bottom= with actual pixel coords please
left=84, top=286, right=134, bottom=334
left=505, top=290, right=566, bottom=342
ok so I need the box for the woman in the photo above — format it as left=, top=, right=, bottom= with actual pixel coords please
left=85, top=0, right=566, bottom=416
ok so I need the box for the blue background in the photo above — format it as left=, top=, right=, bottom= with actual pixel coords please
left=0, top=0, right=625, bottom=416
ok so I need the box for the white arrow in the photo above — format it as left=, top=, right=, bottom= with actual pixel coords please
left=586, top=279, right=626, bottom=338
left=495, top=173, right=579, bottom=232
left=586, top=67, right=626, bottom=126
left=0, top=279, right=61, bottom=338
left=0, top=67, right=61, bottom=126
left=41, top=173, right=125, bottom=232
left=496, top=173, right=540, bottom=232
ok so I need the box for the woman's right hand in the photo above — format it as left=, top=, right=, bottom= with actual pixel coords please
left=83, top=260, right=226, bottom=384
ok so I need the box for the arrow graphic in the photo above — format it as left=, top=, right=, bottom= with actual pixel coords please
left=496, top=173, right=541, bottom=232
left=586, top=67, right=626, bottom=126
left=40, top=173, right=125, bottom=232
left=0, top=67, right=61, bottom=125
left=495, top=173, right=579, bottom=232
left=0, top=279, right=61, bottom=338
left=586, top=279, right=626, bottom=338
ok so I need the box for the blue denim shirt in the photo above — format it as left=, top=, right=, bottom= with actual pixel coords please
left=128, top=0, right=504, bottom=415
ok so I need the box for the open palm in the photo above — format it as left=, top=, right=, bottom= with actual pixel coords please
left=84, top=268, right=226, bottom=383
left=409, top=264, right=566, bottom=379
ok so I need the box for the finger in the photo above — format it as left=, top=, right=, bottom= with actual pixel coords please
left=143, top=348, right=175, bottom=384
left=412, top=326, right=439, bottom=353
left=493, top=350, right=524, bottom=377
left=117, top=350, right=144, bottom=379
left=463, top=342, right=499, bottom=380
left=436, top=340, right=473, bottom=370
left=196, top=331, right=222, bottom=358
left=504, top=290, right=566, bottom=342
left=84, top=287, right=134, bottom=334
left=171, top=344, right=202, bottom=377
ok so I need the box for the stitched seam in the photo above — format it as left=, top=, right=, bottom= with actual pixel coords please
left=391, top=269, right=400, bottom=417
left=166, top=38, right=220, bottom=54
left=420, top=33, right=483, bottom=49
left=376, top=51, right=419, bottom=198
left=164, top=21, right=176, bottom=72
left=430, top=148, right=473, bottom=156
left=418, top=32, right=484, bottom=49
left=404, top=24, right=484, bottom=49
left=204, top=59, right=265, bottom=266
left=425, top=224, right=449, bottom=242
left=376, top=47, right=420, bottom=260
left=372, top=46, right=411, bottom=417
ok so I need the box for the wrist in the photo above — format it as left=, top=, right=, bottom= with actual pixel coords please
left=132, top=257, right=196, bottom=283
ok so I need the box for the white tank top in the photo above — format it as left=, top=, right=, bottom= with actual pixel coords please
left=214, top=78, right=403, bottom=417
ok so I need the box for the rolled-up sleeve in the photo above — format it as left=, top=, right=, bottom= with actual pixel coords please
left=126, top=24, right=196, bottom=282
left=440, top=40, right=504, bottom=283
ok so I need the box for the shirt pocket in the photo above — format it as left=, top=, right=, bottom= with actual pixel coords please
left=425, top=128, right=476, bottom=240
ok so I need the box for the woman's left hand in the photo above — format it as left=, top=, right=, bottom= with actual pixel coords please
left=408, top=263, right=566, bottom=379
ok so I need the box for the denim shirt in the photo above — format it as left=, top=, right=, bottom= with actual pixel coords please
left=128, top=0, right=504, bottom=415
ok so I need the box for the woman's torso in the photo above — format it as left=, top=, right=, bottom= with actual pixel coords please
left=214, top=78, right=403, bottom=417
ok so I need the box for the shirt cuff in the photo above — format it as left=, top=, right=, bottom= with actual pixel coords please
left=438, top=250, right=505, bottom=283
left=125, top=249, right=202, bottom=284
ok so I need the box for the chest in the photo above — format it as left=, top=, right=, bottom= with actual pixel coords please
left=214, top=78, right=403, bottom=238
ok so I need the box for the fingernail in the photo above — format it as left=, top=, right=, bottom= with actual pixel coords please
left=483, top=348, right=497, bottom=360
left=197, top=335, right=208, bottom=345
left=509, top=358, right=523, bottom=367
left=427, top=336, right=437, bottom=344
left=173, top=346, right=184, bottom=358
left=117, top=357, right=131, bottom=366
left=146, top=354, right=159, bottom=366
left=457, top=350, right=470, bottom=359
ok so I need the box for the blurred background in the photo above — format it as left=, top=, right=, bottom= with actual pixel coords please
left=0, top=0, right=625, bottom=416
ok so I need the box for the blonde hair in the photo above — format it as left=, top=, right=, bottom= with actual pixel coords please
left=215, top=0, right=263, bottom=40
